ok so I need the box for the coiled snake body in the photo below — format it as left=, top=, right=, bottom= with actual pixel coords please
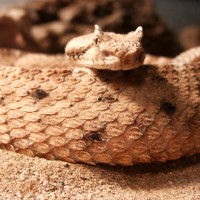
left=0, top=25, right=199, bottom=165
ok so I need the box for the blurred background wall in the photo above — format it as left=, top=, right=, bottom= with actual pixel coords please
left=0, top=0, right=199, bottom=56
left=1, top=0, right=200, bottom=32
left=154, top=0, right=200, bottom=32
left=0, top=0, right=24, bottom=5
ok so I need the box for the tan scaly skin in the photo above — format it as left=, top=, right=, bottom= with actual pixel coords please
left=0, top=25, right=199, bottom=166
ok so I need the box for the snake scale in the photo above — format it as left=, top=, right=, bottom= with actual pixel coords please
left=0, top=25, right=199, bottom=165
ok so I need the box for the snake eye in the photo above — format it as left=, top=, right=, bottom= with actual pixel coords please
left=94, top=37, right=99, bottom=45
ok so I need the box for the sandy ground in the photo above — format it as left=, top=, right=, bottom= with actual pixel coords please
left=0, top=149, right=200, bottom=200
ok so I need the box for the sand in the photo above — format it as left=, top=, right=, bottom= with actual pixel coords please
left=0, top=149, right=200, bottom=200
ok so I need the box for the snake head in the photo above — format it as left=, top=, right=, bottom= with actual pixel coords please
left=65, top=25, right=145, bottom=70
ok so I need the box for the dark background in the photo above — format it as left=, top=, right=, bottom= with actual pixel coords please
left=0, top=0, right=200, bottom=56
left=1, top=0, right=200, bottom=32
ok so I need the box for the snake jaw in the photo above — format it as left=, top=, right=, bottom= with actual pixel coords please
left=65, top=25, right=145, bottom=70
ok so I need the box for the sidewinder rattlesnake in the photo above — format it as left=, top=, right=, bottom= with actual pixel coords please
left=0, top=25, right=199, bottom=165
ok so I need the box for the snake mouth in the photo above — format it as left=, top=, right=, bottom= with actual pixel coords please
left=66, top=49, right=145, bottom=70
left=65, top=48, right=88, bottom=60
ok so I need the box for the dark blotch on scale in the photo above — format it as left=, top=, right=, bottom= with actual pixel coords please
left=0, top=96, right=5, bottom=105
left=83, top=132, right=102, bottom=142
left=161, top=101, right=176, bottom=115
left=29, top=89, right=49, bottom=100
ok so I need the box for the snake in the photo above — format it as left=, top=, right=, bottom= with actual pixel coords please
left=0, top=25, right=199, bottom=165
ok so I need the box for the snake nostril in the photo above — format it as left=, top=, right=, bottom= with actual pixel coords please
left=114, top=48, right=120, bottom=53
